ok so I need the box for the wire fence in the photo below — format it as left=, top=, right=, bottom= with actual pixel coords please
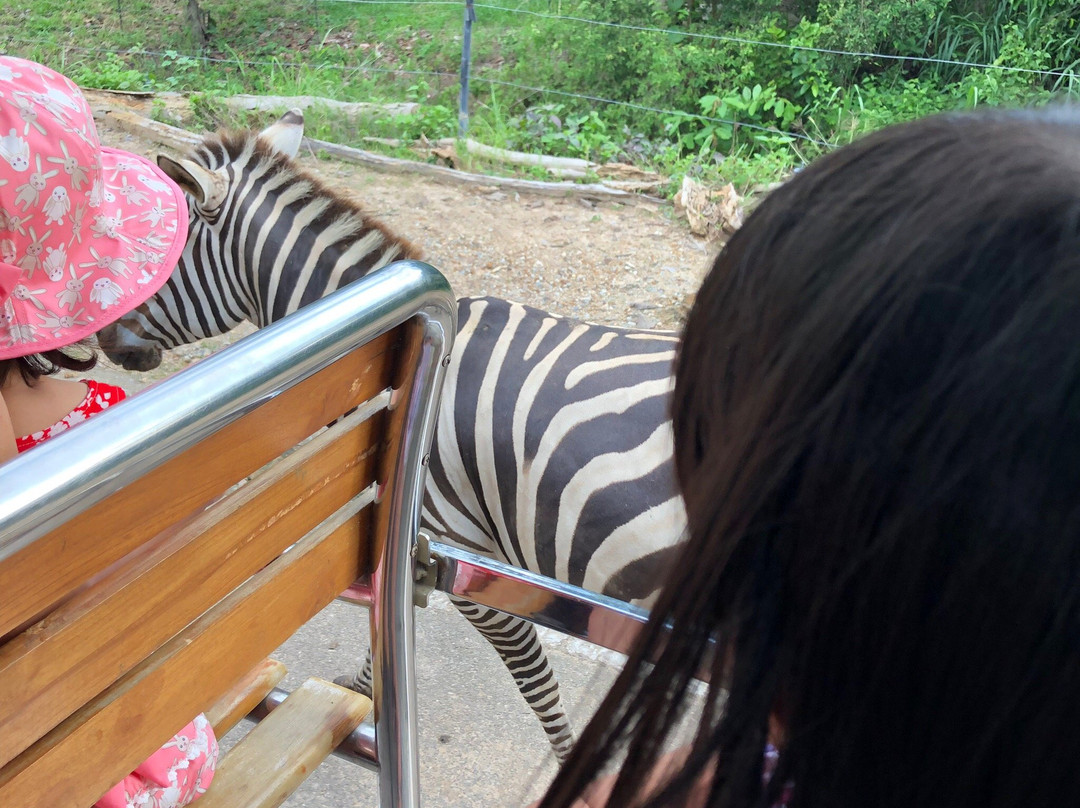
left=318, top=0, right=1080, bottom=82
left=4, top=1, right=1077, bottom=170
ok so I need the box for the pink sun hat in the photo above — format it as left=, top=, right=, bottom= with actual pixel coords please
left=0, top=55, right=188, bottom=360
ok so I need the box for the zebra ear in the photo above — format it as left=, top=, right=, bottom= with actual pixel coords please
left=157, top=155, right=226, bottom=210
left=258, top=109, right=305, bottom=159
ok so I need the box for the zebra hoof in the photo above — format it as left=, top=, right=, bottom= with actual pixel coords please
left=333, top=673, right=372, bottom=698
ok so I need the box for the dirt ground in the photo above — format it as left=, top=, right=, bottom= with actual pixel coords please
left=93, top=121, right=717, bottom=387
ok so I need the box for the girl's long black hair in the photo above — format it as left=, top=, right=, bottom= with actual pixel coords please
left=538, top=107, right=1080, bottom=808
left=0, top=341, right=97, bottom=387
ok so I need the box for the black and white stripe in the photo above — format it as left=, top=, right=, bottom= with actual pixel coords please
left=427, top=296, right=683, bottom=599
left=415, top=296, right=685, bottom=758
left=97, top=110, right=418, bottom=367
left=98, top=112, right=687, bottom=762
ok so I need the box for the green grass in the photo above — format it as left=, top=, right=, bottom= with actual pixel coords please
left=2, top=0, right=1074, bottom=198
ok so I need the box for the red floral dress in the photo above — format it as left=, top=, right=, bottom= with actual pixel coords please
left=15, top=380, right=127, bottom=452
left=16, top=379, right=219, bottom=808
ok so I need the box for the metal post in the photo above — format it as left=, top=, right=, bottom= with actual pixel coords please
left=371, top=302, right=455, bottom=808
left=458, top=0, right=476, bottom=139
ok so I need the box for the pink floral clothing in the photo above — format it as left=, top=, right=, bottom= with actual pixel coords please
left=15, top=381, right=219, bottom=807
left=94, top=714, right=218, bottom=808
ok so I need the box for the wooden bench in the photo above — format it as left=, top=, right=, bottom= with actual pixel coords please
left=0, top=260, right=455, bottom=808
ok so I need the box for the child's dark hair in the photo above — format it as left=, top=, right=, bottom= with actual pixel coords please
left=0, top=341, right=97, bottom=387
left=539, top=106, right=1080, bottom=808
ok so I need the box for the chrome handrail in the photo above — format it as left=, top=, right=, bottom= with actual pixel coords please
left=0, top=259, right=456, bottom=808
left=0, top=260, right=454, bottom=561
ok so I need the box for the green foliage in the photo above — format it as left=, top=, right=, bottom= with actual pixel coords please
left=157, top=51, right=203, bottom=90
left=665, top=84, right=800, bottom=158
left=501, top=103, right=666, bottom=164
left=401, top=104, right=458, bottom=141
left=958, top=23, right=1056, bottom=106
left=926, top=0, right=1080, bottom=85
left=539, top=109, right=620, bottom=161
left=4, top=0, right=1080, bottom=199
left=816, top=0, right=948, bottom=63
left=68, top=52, right=151, bottom=91
left=507, top=0, right=717, bottom=138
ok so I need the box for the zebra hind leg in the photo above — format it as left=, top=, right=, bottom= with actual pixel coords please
left=334, top=646, right=374, bottom=698
left=451, top=596, right=575, bottom=762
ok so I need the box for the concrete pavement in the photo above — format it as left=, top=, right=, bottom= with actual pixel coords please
left=225, top=592, right=623, bottom=808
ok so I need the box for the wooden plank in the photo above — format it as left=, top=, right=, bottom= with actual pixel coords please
left=0, top=328, right=398, bottom=640
left=0, top=495, right=369, bottom=808
left=206, top=659, right=288, bottom=737
left=0, top=408, right=383, bottom=768
left=198, top=678, right=372, bottom=808
left=0, top=409, right=381, bottom=765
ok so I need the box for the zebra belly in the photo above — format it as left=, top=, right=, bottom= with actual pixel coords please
left=422, top=296, right=687, bottom=606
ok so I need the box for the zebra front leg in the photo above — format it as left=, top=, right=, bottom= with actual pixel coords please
left=334, top=647, right=374, bottom=697
left=451, top=596, right=575, bottom=762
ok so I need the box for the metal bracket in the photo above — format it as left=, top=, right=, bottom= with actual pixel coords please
left=412, top=530, right=439, bottom=608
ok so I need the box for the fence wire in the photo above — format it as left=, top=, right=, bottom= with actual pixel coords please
left=3, top=34, right=834, bottom=151
left=4, top=0, right=1075, bottom=167
left=317, top=0, right=1080, bottom=81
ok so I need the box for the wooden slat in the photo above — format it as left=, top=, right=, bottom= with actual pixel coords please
left=0, top=411, right=384, bottom=768
left=206, top=659, right=289, bottom=737
left=198, top=678, right=372, bottom=808
left=0, top=495, right=369, bottom=808
left=0, top=327, right=398, bottom=640
left=370, top=320, right=423, bottom=572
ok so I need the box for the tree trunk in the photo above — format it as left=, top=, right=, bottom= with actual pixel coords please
left=186, top=0, right=209, bottom=50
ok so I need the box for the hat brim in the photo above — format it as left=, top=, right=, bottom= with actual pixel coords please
left=0, top=147, right=189, bottom=360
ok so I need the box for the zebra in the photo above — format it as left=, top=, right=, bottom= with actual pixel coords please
left=96, top=110, right=421, bottom=366
left=96, top=110, right=688, bottom=762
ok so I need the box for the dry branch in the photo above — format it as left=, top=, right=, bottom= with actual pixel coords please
left=221, top=95, right=419, bottom=118
left=304, top=138, right=665, bottom=204
left=452, top=138, right=594, bottom=174
left=361, top=137, right=590, bottom=177
left=91, top=103, right=667, bottom=205
left=95, top=108, right=204, bottom=151
left=361, top=137, right=665, bottom=188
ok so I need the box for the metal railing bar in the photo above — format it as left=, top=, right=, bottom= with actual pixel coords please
left=429, top=541, right=651, bottom=657
left=0, top=260, right=455, bottom=562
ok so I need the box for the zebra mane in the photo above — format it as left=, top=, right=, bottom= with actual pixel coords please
left=189, top=127, right=423, bottom=260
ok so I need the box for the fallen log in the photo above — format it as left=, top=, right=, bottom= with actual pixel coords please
left=95, top=107, right=203, bottom=150
left=448, top=138, right=593, bottom=174
left=92, top=104, right=667, bottom=205
left=361, top=137, right=591, bottom=178
left=359, top=138, right=665, bottom=187
left=304, top=137, right=665, bottom=204
left=221, top=94, right=419, bottom=118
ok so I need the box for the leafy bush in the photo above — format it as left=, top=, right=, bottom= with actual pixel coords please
left=7, top=0, right=1080, bottom=199
left=816, top=0, right=948, bottom=65
left=68, top=52, right=151, bottom=91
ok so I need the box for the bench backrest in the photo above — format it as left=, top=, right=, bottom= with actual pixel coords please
left=0, top=260, right=454, bottom=808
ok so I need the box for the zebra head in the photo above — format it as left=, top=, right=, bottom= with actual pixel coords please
left=97, top=109, right=420, bottom=370
left=97, top=110, right=305, bottom=370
